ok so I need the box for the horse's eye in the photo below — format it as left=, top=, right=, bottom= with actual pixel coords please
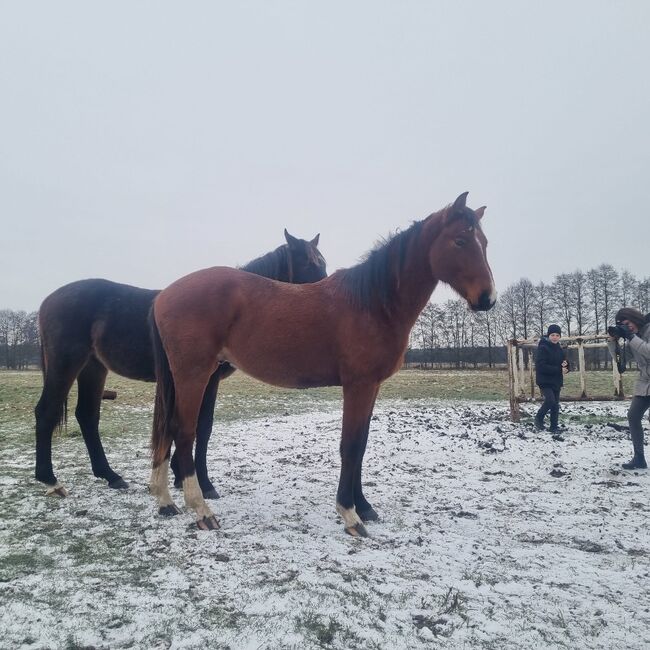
left=454, top=238, right=466, bottom=248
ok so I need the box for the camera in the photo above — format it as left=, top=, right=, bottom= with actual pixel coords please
left=607, top=321, right=626, bottom=339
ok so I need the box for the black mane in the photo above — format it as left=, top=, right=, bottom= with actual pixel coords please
left=338, top=219, right=425, bottom=311
left=241, top=245, right=290, bottom=280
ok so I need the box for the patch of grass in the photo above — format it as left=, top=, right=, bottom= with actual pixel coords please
left=0, top=551, right=56, bottom=581
left=1, top=367, right=638, bottom=440
left=295, top=611, right=343, bottom=647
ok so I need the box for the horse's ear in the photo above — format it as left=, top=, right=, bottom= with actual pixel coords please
left=310, top=233, right=320, bottom=246
left=452, top=192, right=469, bottom=212
left=474, top=206, right=486, bottom=220
left=284, top=228, right=299, bottom=247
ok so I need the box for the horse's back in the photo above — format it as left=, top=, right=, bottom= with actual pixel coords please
left=155, top=266, right=400, bottom=388
left=40, top=279, right=159, bottom=380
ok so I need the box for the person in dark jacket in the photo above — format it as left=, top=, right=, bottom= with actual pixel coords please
left=534, top=324, right=569, bottom=434
left=609, top=307, right=650, bottom=470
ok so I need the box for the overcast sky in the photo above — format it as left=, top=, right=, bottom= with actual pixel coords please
left=1, top=1, right=648, bottom=312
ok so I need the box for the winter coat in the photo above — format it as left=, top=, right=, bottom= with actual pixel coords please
left=628, top=322, right=650, bottom=396
left=535, top=336, right=567, bottom=390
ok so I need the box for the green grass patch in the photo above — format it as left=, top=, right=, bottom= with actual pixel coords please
left=0, top=367, right=638, bottom=440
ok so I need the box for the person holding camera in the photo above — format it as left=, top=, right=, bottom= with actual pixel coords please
left=534, top=324, right=569, bottom=436
left=608, top=307, right=650, bottom=470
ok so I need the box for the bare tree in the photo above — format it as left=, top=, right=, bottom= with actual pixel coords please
left=620, top=270, right=637, bottom=307
left=551, top=273, right=574, bottom=336
left=512, top=278, right=535, bottom=340
left=598, top=263, right=620, bottom=330
left=570, top=269, right=589, bottom=335
left=532, top=281, right=553, bottom=337
left=635, top=278, right=650, bottom=314
left=586, top=267, right=603, bottom=334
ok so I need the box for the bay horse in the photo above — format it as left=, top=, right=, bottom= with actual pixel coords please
left=34, top=230, right=326, bottom=498
left=150, top=193, right=496, bottom=536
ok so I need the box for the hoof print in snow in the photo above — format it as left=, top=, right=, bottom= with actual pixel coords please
left=573, top=538, right=606, bottom=553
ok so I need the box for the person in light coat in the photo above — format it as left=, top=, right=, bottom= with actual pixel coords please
left=610, top=308, right=650, bottom=470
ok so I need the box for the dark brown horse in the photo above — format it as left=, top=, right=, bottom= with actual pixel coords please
left=35, top=230, right=326, bottom=498
left=150, top=193, right=496, bottom=535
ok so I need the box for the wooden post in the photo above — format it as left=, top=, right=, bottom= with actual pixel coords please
left=606, top=338, right=625, bottom=399
left=508, top=340, right=521, bottom=422
left=528, top=348, right=535, bottom=400
left=518, top=346, right=526, bottom=399
left=577, top=339, right=587, bottom=399
left=612, top=359, right=624, bottom=399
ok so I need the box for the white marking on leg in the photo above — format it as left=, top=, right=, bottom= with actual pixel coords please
left=336, top=503, right=362, bottom=529
left=183, top=474, right=215, bottom=521
left=45, top=482, right=68, bottom=497
left=150, top=462, right=175, bottom=508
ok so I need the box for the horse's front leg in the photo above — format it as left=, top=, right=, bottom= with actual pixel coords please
left=337, top=382, right=380, bottom=537
left=353, top=418, right=379, bottom=522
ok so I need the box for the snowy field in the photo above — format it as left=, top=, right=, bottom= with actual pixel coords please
left=1, top=398, right=649, bottom=649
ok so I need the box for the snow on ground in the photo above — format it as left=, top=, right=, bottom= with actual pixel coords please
left=1, top=399, right=649, bottom=649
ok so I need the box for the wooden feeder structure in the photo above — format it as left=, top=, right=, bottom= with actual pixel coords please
left=507, top=334, right=625, bottom=422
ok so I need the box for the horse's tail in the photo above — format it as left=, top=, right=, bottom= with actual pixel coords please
left=149, top=307, right=175, bottom=466
left=37, top=313, right=67, bottom=432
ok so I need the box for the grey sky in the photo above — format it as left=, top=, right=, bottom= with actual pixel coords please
left=1, top=1, right=648, bottom=312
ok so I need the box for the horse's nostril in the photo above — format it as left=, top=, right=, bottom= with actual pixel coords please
left=477, top=290, right=495, bottom=311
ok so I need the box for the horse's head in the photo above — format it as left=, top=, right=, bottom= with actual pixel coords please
left=428, top=192, right=496, bottom=311
left=284, top=229, right=327, bottom=283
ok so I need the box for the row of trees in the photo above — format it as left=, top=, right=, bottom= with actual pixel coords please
left=0, top=310, right=40, bottom=369
left=409, top=264, right=650, bottom=368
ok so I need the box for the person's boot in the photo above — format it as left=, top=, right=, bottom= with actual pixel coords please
left=534, top=414, right=545, bottom=431
left=622, top=454, right=647, bottom=470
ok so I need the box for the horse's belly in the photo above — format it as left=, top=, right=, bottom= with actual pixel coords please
left=222, top=347, right=339, bottom=389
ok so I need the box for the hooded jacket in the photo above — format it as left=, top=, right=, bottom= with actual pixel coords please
left=628, top=322, right=650, bottom=396
left=535, top=336, right=566, bottom=390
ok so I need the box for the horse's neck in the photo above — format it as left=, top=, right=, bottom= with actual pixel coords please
left=388, top=220, right=441, bottom=332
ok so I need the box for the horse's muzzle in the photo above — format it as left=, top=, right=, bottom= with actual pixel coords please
left=471, top=290, right=497, bottom=312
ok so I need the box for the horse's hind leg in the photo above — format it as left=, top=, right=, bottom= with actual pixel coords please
left=76, top=357, right=128, bottom=489
left=336, top=382, right=380, bottom=537
left=171, top=369, right=222, bottom=499
left=174, top=375, right=220, bottom=530
left=35, top=353, right=88, bottom=496
left=150, top=449, right=181, bottom=517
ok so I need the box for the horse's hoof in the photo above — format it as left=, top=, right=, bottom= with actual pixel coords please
left=159, top=504, right=182, bottom=517
left=197, top=515, right=220, bottom=531
left=45, top=485, right=69, bottom=497
left=202, top=487, right=220, bottom=500
left=345, top=522, right=369, bottom=538
left=108, top=478, right=129, bottom=490
left=358, top=507, right=379, bottom=522
left=174, top=480, right=182, bottom=490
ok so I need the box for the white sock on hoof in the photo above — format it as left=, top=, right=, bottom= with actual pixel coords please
left=45, top=482, right=68, bottom=497
left=336, top=503, right=362, bottom=528
left=150, top=463, right=174, bottom=508
left=183, top=475, right=214, bottom=520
